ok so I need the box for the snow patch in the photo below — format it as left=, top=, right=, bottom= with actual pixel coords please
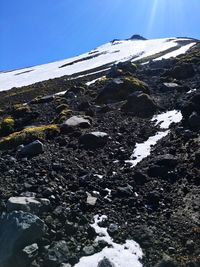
left=74, top=215, right=143, bottom=267
left=151, top=110, right=183, bottom=129
left=127, top=110, right=182, bottom=167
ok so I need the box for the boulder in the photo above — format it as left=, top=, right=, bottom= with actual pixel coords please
left=61, top=116, right=91, bottom=133
left=96, top=76, right=149, bottom=104
left=170, top=63, right=195, bottom=80
left=7, top=196, right=50, bottom=213
left=79, top=132, right=109, bottom=148
left=122, top=93, right=158, bottom=117
left=0, top=211, right=46, bottom=267
left=154, top=154, right=178, bottom=168
left=17, top=140, right=44, bottom=157
left=162, top=82, right=189, bottom=92
left=44, top=241, right=70, bottom=267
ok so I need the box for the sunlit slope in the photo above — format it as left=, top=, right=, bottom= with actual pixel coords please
left=0, top=37, right=196, bottom=91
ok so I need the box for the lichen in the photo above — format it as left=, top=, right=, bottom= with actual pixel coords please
left=0, top=124, right=59, bottom=150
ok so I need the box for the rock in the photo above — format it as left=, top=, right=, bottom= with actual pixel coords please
left=116, top=184, right=133, bottom=197
left=108, top=223, right=118, bottom=236
left=188, top=112, right=200, bottom=129
left=17, top=140, right=44, bottom=157
left=148, top=165, right=169, bottom=178
left=86, top=193, right=97, bottom=206
left=61, top=116, right=91, bottom=133
left=7, top=196, right=50, bottom=213
left=96, top=76, right=149, bottom=104
left=31, top=95, right=54, bottom=104
left=79, top=132, right=109, bottom=148
left=82, top=245, right=95, bottom=255
left=0, top=211, right=46, bottom=267
left=154, top=154, right=178, bottom=168
left=154, top=255, right=179, bottom=267
left=97, top=257, right=115, bottom=267
left=21, top=243, right=39, bottom=265
left=122, top=93, right=158, bottom=117
left=44, top=240, right=70, bottom=267
left=170, top=63, right=195, bottom=80
left=162, top=82, right=189, bottom=92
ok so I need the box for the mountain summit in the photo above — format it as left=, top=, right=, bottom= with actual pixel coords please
left=0, top=35, right=199, bottom=267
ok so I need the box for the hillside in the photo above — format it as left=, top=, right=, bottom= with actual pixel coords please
left=0, top=37, right=200, bottom=267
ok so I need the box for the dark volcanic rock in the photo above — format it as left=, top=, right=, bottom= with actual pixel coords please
left=17, top=140, right=44, bottom=158
left=122, top=93, right=158, bottom=117
left=0, top=211, right=46, bottom=267
left=44, top=241, right=71, bottom=267
left=79, top=131, right=109, bottom=148
left=170, top=63, right=195, bottom=80
left=96, top=76, right=149, bottom=104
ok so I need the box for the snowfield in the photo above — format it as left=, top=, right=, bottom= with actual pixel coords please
left=0, top=37, right=196, bottom=92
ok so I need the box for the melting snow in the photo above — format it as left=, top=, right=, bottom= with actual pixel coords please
left=154, top=42, right=196, bottom=61
left=0, top=38, right=195, bottom=91
left=151, top=110, right=183, bottom=129
left=126, top=131, right=169, bottom=167
left=127, top=110, right=182, bottom=167
left=74, top=215, right=143, bottom=267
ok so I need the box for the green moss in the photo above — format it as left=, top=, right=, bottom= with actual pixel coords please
left=12, top=104, right=31, bottom=117
left=0, top=124, right=59, bottom=150
left=96, top=76, right=149, bottom=104
left=53, top=108, right=72, bottom=124
left=0, top=116, right=15, bottom=135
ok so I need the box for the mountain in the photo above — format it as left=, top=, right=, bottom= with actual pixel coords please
left=0, top=36, right=199, bottom=267
left=0, top=37, right=196, bottom=91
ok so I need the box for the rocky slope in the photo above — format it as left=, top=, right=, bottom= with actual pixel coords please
left=0, top=38, right=200, bottom=267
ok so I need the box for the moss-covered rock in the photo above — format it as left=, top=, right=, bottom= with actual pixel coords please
left=11, top=104, right=31, bottom=118
left=121, top=93, right=158, bottom=117
left=0, top=124, right=59, bottom=150
left=0, top=116, right=15, bottom=135
left=96, top=76, right=149, bottom=104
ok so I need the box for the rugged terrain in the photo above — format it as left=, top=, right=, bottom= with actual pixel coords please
left=0, top=38, right=200, bottom=267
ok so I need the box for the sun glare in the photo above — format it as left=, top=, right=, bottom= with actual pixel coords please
left=146, top=0, right=185, bottom=37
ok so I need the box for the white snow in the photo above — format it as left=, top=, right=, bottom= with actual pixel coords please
left=151, top=110, right=183, bottom=129
left=74, top=215, right=143, bottom=267
left=154, top=42, right=196, bottom=61
left=126, top=110, right=182, bottom=167
left=187, top=88, right=197, bottom=94
left=126, top=131, right=169, bottom=167
left=0, top=38, right=195, bottom=92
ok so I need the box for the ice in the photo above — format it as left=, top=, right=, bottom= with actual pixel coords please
left=74, top=215, right=143, bottom=267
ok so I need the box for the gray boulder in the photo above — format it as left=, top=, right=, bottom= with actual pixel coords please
left=7, top=196, right=50, bottom=213
left=188, top=112, right=200, bottom=129
left=17, top=140, right=44, bottom=157
left=0, top=211, right=46, bottom=267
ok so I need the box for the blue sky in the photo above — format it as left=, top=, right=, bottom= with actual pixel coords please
left=1, top=0, right=200, bottom=71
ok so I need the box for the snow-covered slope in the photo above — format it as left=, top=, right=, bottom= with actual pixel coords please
left=0, top=37, right=196, bottom=92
